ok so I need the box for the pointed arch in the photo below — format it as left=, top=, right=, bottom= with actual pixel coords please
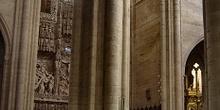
left=0, top=13, right=11, bottom=59
left=0, top=13, right=11, bottom=109
left=0, top=27, right=5, bottom=107
left=183, top=36, right=204, bottom=75
left=184, top=40, right=204, bottom=110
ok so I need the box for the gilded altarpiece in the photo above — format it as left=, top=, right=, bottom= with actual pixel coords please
left=185, top=63, right=202, bottom=110
left=34, top=0, right=73, bottom=109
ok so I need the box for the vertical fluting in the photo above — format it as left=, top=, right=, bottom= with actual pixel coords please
left=14, top=0, right=41, bottom=109
left=27, top=0, right=41, bottom=109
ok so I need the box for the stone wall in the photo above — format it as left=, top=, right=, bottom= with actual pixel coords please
left=131, top=0, right=161, bottom=108
left=0, top=0, right=41, bottom=109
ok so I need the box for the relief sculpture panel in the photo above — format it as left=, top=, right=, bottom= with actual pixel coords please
left=38, top=22, right=55, bottom=52
left=34, top=0, right=73, bottom=109
left=35, top=62, right=54, bottom=94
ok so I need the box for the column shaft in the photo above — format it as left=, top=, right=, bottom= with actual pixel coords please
left=26, top=0, right=41, bottom=109
left=69, top=0, right=83, bottom=109
left=205, top=0, right=220, bottom=109
left=14, top=0, right=41, bottom=109
left=104, top=0, right=123, bottom=109
left=173, top=0, right=183, bottom=110
left=15, top=0, right=32, bottom=109
left=161, top=0, right=167, bottom=109
left=122, top=0, right=130, bottom=110
left=69, top=0, right=130, bottom=110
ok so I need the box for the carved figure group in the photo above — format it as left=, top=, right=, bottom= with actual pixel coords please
left=38, top=22, right=55, bottom=52
left=35, top=64, right=54, bottom=94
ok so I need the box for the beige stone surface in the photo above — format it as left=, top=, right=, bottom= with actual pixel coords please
left=0, top=0, right=15, bottom=36
left=181, top=0, right=204, bottom=64
left=69, top=0, right=130, bottom=110
left=0, top=0, right=41, bottom=110
left=0, top=0, right=208, bottom=110
left=131, top=0, right=204, bottom=109
left=131, top=0, right=161, bottom=108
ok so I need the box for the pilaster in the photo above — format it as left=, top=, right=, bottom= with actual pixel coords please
left=11, top=0, right=41, bottom=110
left=161, top=0, right=183, bottom=109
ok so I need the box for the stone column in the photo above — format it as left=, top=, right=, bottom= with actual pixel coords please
left=160, top=0, right=167, bottom=109
left=26, top=0, right=41, bottom=110
left=69, top=0, right=130, bottom=110
left=205, top=0, right=220, bottom=109
left=161, top=0, right=183, bottom=109
left=69, top=0, right=104, bottom=110
left=173, top=0, right=183, bottom=110
left=122, top=0, right=130, bottom=110
left=69, top=0, right=82, bottom=109
left=104, top=0, right=123, bottom=110
left=15, top=0, right=33, bottom=109
left=13, top=0, right=41, bottom=110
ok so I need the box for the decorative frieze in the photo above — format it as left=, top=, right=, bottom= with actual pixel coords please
left=34, top=101, right=68, bottom=110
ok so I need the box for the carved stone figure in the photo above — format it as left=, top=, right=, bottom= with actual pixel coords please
left=35, top=63, right=55, bottom=94
left=35, top=64, right=47, bottom=94
left=47, top=73, right=54, bottom=94
left=58, top=63, right=69, bottom=95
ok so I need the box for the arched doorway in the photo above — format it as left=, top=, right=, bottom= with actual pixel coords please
left=0, top=31, right=5, bottom=102
left=184, top=41, right=204, bottom=110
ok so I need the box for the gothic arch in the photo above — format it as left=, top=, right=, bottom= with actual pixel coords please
left=184, top=40, right=204, bottom=110
left=0, top=13, right=11, bottom=109
left=0, top=28, right=5, bottom=105
left=185, top=40, right=205, bottom=77
left=183, top=36, right=204, bottom=75
left=0, top=13, right=11, bottom=59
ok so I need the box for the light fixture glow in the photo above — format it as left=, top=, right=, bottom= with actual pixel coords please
left=65, top=46, right=71, bottom=53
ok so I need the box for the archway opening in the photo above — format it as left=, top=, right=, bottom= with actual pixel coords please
left=0, top=31, right=5, bottom=101
left=184, top=41, right=204, bottom=110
